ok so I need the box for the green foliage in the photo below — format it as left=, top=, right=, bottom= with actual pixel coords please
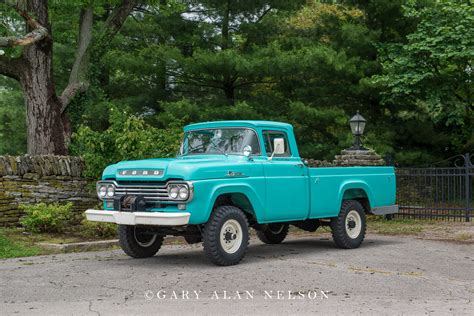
left=0, top=230, right=40, bottom=259
left=71, top=106, right=183, bottom=179
left=80, top=217, right=117, bottom=239
left=371, top=0, right=473, bottom=127
left=286, top=102, right=349, bottom=159
left=1, top=0, right=471, bottom=166
left=19, top=203, right=73, bottom=233
left=0, top=79, right=26, bottom=155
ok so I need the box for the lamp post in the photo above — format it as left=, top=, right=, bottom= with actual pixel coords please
left=349, top=111, right=366, bottom=150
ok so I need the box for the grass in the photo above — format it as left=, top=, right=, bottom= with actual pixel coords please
left=367, top=216, right=474, bottom=242
left=0, top=229, right=41, bottom=259
left=366, top=216, right=433, bottom=235
left=3, top=228, right=92, bottom=244
left=0, top=225, right=119, bottom=259
left=454, top=233, right=473, bottom=241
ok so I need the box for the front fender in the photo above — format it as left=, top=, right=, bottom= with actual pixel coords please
left=186, top=178, right=265, bottom=224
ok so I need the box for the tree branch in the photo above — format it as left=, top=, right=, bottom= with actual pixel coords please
left=241, top=7, right=272, bottom=51
left=0, top=6, right=48, bottom=48
left=0, top=54, right=22, bottom=80
left=59, top=82, right=88, bottom=113
left=61, top=1, right=139, bottom=112
left=60, top=7, right=93, bottom=112
left=254, top=6, right=272, bottom=24
left=102, top=0, right=140, bottom=40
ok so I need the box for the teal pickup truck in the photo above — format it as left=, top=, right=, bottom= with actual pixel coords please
left=85, top=120, right=397, bottom=266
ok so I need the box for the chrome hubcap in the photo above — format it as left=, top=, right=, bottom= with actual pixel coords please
left=220, top=219, right=243, bottom=254
left=134, top=227, right=157, bottom=247
left=345, top=210, right=362, bottom=239
left=268, top=223, right=284, bottom=234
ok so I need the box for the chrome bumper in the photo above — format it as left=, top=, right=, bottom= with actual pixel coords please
left=370, top=205, right=399, bottom=215
left=84, top=209, right=190, bottom=226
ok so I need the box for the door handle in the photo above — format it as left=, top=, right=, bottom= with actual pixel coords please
left=296, top=163, right=304, bottom=168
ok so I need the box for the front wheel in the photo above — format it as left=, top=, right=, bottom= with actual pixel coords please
left=203, top=205, right=249, bottom=266
left=256, top=223, right=289, bottom=244
left=330, top=200, right=366, bottom=249
left=118, top=225, right=164, bottom=258
left=184, top=235, right=202, bottom=244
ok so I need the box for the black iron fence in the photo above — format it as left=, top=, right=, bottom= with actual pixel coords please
left=395, top=153, right=473, bottom=222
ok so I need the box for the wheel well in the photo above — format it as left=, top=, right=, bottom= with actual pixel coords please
left=213, top=193, right=256, bottom=224
left=342, top=188, right=371, bottom=213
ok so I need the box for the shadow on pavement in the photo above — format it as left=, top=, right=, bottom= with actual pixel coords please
left=111, top=235, right=403, bottom=268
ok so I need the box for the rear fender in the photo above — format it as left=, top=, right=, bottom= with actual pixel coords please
left=338, top=181, right=374, bottom=212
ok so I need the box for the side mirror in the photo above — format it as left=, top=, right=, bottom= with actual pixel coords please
left=269, top=138, right=285, bottom=160
left=273, top=138, right=285, bottom=155
left=243, top=145, right=252, bottom=157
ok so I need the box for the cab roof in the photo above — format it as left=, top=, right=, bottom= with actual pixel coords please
left=184, top=120, right=293, bottom=131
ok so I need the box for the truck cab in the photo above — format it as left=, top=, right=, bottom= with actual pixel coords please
left=86, top=120, right=398, bottom=266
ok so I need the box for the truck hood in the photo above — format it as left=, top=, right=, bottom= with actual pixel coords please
left=102, top=155, right=252, bottom=181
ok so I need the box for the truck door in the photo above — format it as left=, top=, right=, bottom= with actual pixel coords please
left=261, top=130, right=309, bottom=221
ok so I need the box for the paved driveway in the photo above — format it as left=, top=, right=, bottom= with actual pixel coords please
left=1, top=235, right=473, bottom=315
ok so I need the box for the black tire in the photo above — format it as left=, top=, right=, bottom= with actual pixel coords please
left=331, top=200, right=366, bottom=249
left=256, top=223, right=289, bottom=244
left=184, top=235, right=202, bottom=244
left=203, top=205, right=249, bottom=266
left=118, top=225, right=164, bottom=258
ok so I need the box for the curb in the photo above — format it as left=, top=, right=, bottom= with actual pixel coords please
left=37, top=239, right=119, bottom=253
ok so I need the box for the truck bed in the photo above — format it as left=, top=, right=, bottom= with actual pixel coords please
left=307, top=166, right=396, bottom=218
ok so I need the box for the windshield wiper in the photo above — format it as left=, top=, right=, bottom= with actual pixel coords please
left=184, top=140, right=228, bottom=156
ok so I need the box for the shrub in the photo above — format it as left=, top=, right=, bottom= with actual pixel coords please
left=70, top=106, right=183, bottom=179
left=80, top=217, right=117, bottom=239
left=19, top=202, right=73, bottom=233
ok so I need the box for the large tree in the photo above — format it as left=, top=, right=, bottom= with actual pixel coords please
left=0, top=0, right=139, bottom=154
left=371, top=0, right=474, bottom=154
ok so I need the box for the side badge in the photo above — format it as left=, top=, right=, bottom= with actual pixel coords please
left=227, top=171, right=244, bottom=177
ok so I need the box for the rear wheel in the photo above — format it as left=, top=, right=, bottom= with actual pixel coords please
left=331, top=200, right=366, bottom=249
left=203, top=205, right=249, bottom=266
left=118, top=225, right=164, bottom=258
left=256, top=223, right=289, bottom=244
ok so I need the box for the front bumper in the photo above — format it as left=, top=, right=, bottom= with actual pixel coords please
left=84, top=209, right=190, bottom=226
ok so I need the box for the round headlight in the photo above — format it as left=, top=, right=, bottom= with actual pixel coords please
left=98, top=185, right=107, bottom=198
left=178, top=186, right=189, bottom=200
left=169, top=186, right=179, bottom=199
left=106, top=185, right=115, bottom=198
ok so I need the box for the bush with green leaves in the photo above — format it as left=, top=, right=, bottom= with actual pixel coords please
left=19, top=202, right=73, bottom=233
left=80, top=217, right=117, bottom=239
left=71, top=106, right=183, bottom=179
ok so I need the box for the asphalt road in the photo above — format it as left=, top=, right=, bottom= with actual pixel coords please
left=1, top=235, right=473, bottom=315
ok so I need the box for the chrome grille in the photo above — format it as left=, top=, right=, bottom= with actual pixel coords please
left=98, top=180, right=193, bottom=203
left=114, top=183, right=170, bottom=201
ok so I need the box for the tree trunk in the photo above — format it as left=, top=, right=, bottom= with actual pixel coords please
left=221, top=0, right=235, bottom=105
left=0, top=0, right=138, bottom=155
left=20, top=67, right=67, bottom=155
left=223, top=83, right=235, bottom=105
left=20, top=0, right=67, bottom=155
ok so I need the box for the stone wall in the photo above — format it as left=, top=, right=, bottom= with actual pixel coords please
left=0, top=156, right=98, bottom=226
left=333, top=149, right=385, bottom=166
left=305, top=149, right=385, bottom=167
left=0, top=150, right=386, bottom=226
left=305, top=159, right=335, bottom=168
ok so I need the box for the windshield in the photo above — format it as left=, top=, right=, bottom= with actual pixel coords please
left=180, top=128, right=260, bottom=156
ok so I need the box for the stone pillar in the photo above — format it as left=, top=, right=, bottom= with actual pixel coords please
left=333, top=149, right=385, bottom=167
